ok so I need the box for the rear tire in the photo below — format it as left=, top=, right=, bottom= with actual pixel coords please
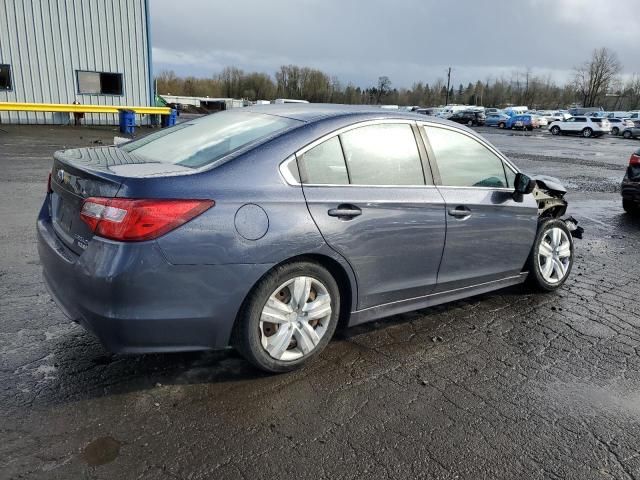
left=582, top=127, right=593, bottom=138
left=623, top=130, right=632, bottom=139
left=233, top=261, right=340, bottom=373
left=612, top=127, right=620, bottom=136
left=498, top=122, right=505, bottom=129
left=525, top=219, right=574, bottom=292
left=467, top=120, right=473, bottom=127
left=623, top=199, right=639, bottom=214
left=550, top=126, right=560, bottom=135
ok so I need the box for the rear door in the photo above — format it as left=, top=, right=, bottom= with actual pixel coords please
left=298, top=121, right=446, bottom=309
left=421, top=124, right=538, bottom=292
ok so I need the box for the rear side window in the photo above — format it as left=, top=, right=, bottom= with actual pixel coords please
left=340, top=124, right=425, bottom=185
left=424, top=126, right=508, bottom=188
left=575, top=117, right=587, bottom=122
left=298, top=137, right=348, bottom=185
left=121, top=111, right=301, bottom=169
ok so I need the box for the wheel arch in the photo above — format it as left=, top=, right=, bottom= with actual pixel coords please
left=231, top=252, right=357, bottom=343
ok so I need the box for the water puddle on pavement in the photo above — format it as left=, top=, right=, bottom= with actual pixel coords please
left=81, top=436, right=122, bottom=466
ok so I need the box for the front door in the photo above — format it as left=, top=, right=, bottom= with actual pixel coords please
left=298, top=122, right=446, bottom=309
left=421, top=124, right=538, bottom=292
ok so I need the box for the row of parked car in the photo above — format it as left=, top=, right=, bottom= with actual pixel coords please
left=412, top=105, right=640, bottom=139
left=484, top=111, right=639, bottom=138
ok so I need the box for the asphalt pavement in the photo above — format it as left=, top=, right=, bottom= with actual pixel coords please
left=1, top=124, right=640, bottom=479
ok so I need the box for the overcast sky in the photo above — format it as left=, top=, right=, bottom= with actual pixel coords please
left=150, top=0, right=640, bottom=88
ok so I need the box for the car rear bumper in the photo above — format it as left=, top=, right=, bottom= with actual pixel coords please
left=37, top=201, right=272, bottom=353
left=622, top=177, right=640, bottom=204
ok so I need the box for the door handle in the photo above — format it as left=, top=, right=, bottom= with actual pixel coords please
left=448, top=206, right=472, bottom=219
left=328, top=204, right=362, bottom=219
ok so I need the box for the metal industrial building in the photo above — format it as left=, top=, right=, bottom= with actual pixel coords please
left=0, top=0, right=153, bottom=124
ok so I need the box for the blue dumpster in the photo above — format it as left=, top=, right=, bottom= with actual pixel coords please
left=161, top=108, right=177, bottom=128
left=118, top=109, right=136, bottom=134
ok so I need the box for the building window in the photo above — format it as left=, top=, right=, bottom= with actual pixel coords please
left=0, top=64, right=12, bottom=90
left=77, top=70, right=123, bottom=95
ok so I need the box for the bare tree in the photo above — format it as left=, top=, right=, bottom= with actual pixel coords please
left=376, top=76, right=392, bottom=103
left=574, top=47, right=622, bottom=107
left=219, top=67, right=245, bottom=98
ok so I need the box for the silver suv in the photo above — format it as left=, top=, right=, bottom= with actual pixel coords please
left=549, top=116, right=611, bottom=138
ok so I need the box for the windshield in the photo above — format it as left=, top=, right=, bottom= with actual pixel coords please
left=120, top=111, right=302, bottom=168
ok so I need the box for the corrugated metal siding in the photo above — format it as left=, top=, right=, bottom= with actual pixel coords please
left=0, top=0, right=151, bottom=125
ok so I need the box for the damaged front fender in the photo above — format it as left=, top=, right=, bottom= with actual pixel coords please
left=530, top=174, right=567, bottom=218
left=529, top=174, right=583, bottom=238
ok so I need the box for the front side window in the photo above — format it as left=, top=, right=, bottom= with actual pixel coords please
left=77, top=70, right=123, bottom=95
left=425, top=126, right=508, bottom=188
left=340, top=123, right=425, bottom=185
left=575, top=117, right=587, bottom=123
left=298, top=136, right=349, bottom=185
left=0, top=64, right=11, bottom=90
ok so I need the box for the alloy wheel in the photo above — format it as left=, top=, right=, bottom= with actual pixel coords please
left=537, top=227, right=571, bottom=284
left=259, top=276, right=332, bottom=361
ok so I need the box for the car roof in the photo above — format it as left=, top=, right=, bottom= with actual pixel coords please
left=241, top=103, right=450, bottom=125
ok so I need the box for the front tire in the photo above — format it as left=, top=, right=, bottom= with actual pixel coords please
left=498, top=122, right=506, bottom=129
left=550, top=126, right=560, bottom=135
left=526, top=219, right=574, bottom=292
left=612, top=127, right=620, bottom=136
left=233, top=261, right=340, bottom=373
left=623, top=130, right=632, bottom=139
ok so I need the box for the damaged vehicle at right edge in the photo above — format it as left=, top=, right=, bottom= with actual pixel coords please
left=622, top=147, right=640, bottom=214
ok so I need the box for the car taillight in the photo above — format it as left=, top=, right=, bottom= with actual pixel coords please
left=630, top=152, right=640, bottom=167
left=47, top=172, right=52, bottom=194
left=80, top=198, right=214, bottom=242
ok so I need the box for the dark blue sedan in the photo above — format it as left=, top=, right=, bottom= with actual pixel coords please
left=485, top=113, right=510, bottom=128
left=38, top=105, right=576, bottom=372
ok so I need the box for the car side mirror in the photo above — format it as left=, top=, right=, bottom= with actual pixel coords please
left=513, top=172, right=535, bottom=202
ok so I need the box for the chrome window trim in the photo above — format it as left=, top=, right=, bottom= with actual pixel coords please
left=435, top=186, right=515, bottom=192
left=278, top=118, right=519, bottom=191
left=302, top=183, right=439, bottom=189
left=278, top=155, right=300, bottom=186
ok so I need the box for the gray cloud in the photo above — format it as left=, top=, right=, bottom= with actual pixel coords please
left=150, top=0, right=640, bottom=88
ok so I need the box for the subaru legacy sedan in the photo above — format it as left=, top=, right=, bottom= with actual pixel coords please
left=38, top=105, right=577, bottom=372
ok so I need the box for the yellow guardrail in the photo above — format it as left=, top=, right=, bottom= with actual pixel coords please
left=0, top=102, right=172, bottom=115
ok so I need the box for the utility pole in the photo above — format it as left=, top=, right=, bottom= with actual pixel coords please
left=445, top=67, right=451, bottom=105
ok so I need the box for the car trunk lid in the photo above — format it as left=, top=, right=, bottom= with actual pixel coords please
left=50, top=148, right=128, bottom=255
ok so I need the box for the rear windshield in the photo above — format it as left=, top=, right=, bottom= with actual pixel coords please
left=120, top=111, right=301, bottom=168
